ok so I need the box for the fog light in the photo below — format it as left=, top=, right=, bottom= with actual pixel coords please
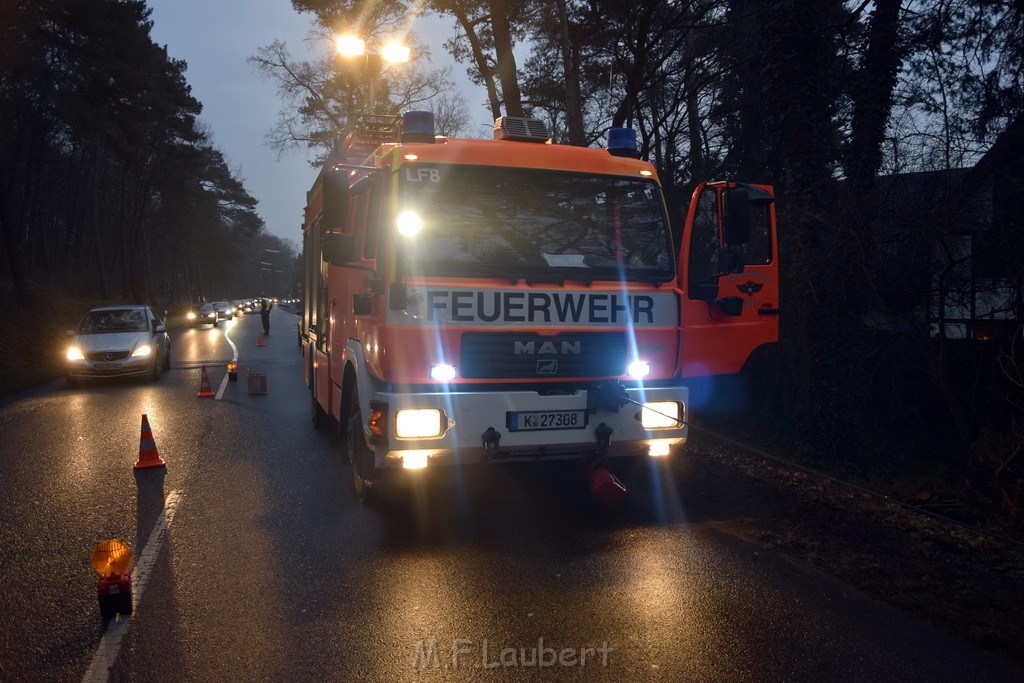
left=395, top=408, right=443, bottom=438
left=648, top=440, right=672, bottom=457
left=640, top=402, right=681, bottom=429
left=402, top=451, right=430, bottom=469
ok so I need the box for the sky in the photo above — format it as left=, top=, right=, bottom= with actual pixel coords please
left=147, top=1, right=475, bottom=247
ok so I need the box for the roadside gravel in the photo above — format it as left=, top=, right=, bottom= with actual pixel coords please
left=677, top=437, right=1024, bottom=663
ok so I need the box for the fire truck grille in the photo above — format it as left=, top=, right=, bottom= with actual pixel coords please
left=460, top=332, right=627, bottom=379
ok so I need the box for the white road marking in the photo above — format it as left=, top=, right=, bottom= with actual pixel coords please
left=82, top=490, right=184, bottom=683
left=215, top=323, right=239, bottom=400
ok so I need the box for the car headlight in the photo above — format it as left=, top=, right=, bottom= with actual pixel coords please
left=131, top=344, right=152, bottom=358
left=187, top=312, right=196, bottom=320
left=67, top=347, right=85, bottom=361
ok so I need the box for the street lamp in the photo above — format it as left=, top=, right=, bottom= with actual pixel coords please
left=334, top=33, right=410, bottom=112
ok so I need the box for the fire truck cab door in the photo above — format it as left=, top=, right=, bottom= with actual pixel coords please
left=678, top=182, right=779, bottom=378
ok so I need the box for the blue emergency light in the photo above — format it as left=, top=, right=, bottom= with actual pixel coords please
left=608, top=127, right=639, bottom=158
left=402, top=111, right=436, bottom=143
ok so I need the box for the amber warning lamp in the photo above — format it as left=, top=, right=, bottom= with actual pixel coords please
left=93, top=539, right=132, bottom=619
left=227, top=361, right=238, bottom=381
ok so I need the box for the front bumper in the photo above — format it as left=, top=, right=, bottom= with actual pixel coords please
left=365, top=385, right=688, bottom=469
left=67, top=356, right=153, bottom=379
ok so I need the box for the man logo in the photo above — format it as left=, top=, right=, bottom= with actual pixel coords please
left=537, top=360, right=558, bottom=374
left=736, top=280, right=764, bottom=297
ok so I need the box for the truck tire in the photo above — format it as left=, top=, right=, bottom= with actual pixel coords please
left=348, top=393, right=382, bottom=503
left=310, top=389, right=328, bottom=429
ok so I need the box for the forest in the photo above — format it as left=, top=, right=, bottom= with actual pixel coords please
left=2, top=0, right=1022, bottom=529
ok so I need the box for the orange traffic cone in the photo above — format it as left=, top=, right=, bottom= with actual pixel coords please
left=134, top=414, right=166, bottom=470
left=196, top=364, right=215, bottom=397
left=257, top=331, right=265, bottom=348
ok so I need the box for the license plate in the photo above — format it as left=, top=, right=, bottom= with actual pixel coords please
left=507, top=410, right=588, bottom=432
left=95, top=362, right=123, bottom=370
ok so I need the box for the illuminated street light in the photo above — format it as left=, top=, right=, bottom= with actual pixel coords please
left=381, top=41, right=411, bottom=64
left=334, top=33, right=410, bottom=113
left=335, top=34, right=365, bottom=58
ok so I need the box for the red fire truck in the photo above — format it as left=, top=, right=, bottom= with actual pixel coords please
left=300, top=112, right=778, bottom=502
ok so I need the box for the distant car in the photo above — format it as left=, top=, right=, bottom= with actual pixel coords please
left=188, top=303, right=219, bottom=327
left=211, top=301, right=232, bottom=320
left=65, top=305, right=171, bottom=386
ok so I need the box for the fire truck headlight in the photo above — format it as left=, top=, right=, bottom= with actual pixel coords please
left=430, top=364, right=457, bottom=381
left=396, top=210, right=423, bottom=236
left=396, top=408, right=444, bottom=438
left=627, top=360, right=651, bottom=378
left=131, top=344, right=152, bottom=358
left=640, top=401, right=682, bottom=429
left=67, top=346, right=85, bottom=361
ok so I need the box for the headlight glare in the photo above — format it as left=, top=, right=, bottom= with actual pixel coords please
left=131, top=344, right=152, bottom=358
left=402, top=451, right=430, bottom=469
left=395, top=408, right=443, bottom=438
left=430, top=364, right=457, bottom=381
left=67, top=347, right=85, bottom=361
left=640, top=401, right=682, bottom=429
left=396, top=210, right=423, bottom=236
left=627, top=360, right=651, bottom=378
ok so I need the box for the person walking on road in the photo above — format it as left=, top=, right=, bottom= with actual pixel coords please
left=260, top=296, right=273, bottom=335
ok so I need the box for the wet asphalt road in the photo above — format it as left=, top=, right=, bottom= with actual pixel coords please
left=0, top=308, right=1021, bottom=682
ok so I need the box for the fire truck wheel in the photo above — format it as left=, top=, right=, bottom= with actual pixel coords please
left=349, top=404, right=382, bottom=503
left=310, top=389, right=328, bottom=429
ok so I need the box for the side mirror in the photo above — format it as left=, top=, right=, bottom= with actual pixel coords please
left=322, top=231, right=358, bottom=265
left=322, top=169, right=350, bottom=230
left=155, top=325, right=166, bottom=333
left=723, top=187, right=752, bottom=246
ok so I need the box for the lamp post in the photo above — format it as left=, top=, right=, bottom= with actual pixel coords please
left=335, top=34, right=410, bottom=113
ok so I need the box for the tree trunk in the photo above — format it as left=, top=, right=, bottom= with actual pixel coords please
left=556, top=0, right=584, bottom=145
left=449, top=7, right=503, bottom=119
left=0, top=190, right=29, bottom=295
left=844, top=0, right=905, bottom=193
left=489, top=0, right=524, bottom=117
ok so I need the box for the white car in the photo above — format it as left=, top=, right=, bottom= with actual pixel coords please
left=211, top=301, right=233, bottom=320
left=65, top=305, right=171, bottom=386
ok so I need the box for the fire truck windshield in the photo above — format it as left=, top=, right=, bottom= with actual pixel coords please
left=396, top=164, right=674, bottom=282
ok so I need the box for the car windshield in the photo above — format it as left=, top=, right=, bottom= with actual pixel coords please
left=79, top=309, right=146, bottom=334
left=396, top=164, right=674, bottom=282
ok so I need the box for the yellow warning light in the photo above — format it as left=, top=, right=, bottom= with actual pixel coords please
left=227, top=361, right=238, bottom=373
left=92, top=539, right=131, bottom=577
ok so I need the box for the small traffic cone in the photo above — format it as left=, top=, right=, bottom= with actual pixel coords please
left=196, top=364, right=215, bottom=397
left=257, top=331, right=265, bottom=348
left=134, top=414, right=166, bottom=470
